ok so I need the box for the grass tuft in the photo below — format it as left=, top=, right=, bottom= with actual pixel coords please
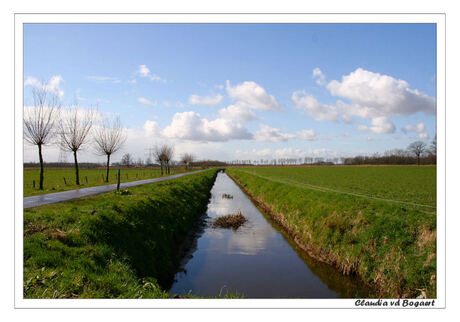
left=212, top=209, right=247, bottom=230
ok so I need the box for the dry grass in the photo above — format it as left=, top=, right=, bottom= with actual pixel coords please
left=212, top=210, right=247, bottom=230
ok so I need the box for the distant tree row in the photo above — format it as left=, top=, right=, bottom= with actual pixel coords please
left=343, top=139, right=436, bottom=166
left=225, top=139, right=437, bottom=167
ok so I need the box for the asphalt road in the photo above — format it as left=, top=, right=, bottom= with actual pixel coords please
left=23, top=169, right=209, bottom=209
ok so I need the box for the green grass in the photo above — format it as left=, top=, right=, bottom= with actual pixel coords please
left=24, top=169, right=218, bottom=298
left=23, top=167, right=190, bottom=197
left=227, top=166, right=436, bottom=298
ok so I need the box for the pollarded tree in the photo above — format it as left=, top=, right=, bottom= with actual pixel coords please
left=57, top=105, right=96, bottom=185
left=93, top=116, right=127, bottom=182
left=408, top=141, right=427, bottom=166
left=154, top=144, right=174, bottom=175
left=23, top=85, right=61, bottom=190
left=181, top=153, right=195, bottom=171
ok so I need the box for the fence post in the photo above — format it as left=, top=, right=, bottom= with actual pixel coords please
left=63, top=177, right=66, bottom=185
left=32, top=180, right=35, bottom=188
left=117, top=169, right=121, bottom=191
left=85, top=176, right=88, bottom=184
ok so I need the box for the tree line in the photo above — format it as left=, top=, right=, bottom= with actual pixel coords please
left=225, top=138, right=436, bottom=167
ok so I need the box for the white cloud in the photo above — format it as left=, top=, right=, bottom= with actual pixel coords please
left=25, top=75, right=64, bottom=97
left=254, top=124, right=296, bottom=142
left=218, top=103, right=259, bottom=122
left=214, top=84, right=224, bottom=90
left=417, top=132, right=429, bottom=140
left=162, top=111, right=252, bottom=142
left=226, top=80, right=281, bottom=111
left=163, top=101, right=184, bottom=108
left=189, top=94, right=224, bottom=106
left=312, top=67, right=326, bottom=85
left=291, top=90, right=340, bottom=121
left=357, top=116, right=396, bottom=134
left=327, top=68, right=436, bottom=118
left=296, top=129, right=317, bottom=141
left=143, top=120, right=162, bottom=136
left=234, top=147, right=341, bottom=160
left=138, top=97, right=158, bottom=107
left=87, top=76, right=121, bottom=83
left=402, top=122, right=426, bottom=134
left=402, top=122, right=429, bottom=140
left=137, top=64, right=165, bottom=82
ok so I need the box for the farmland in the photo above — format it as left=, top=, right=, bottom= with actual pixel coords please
left=226, top=165, right=436, bottom=298
left=23, top=167, right=189, bottom=197
left=23, top=169, right=219, bottom=298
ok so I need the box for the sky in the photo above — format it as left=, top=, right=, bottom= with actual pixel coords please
left=23, top=23, right=437, bottom=163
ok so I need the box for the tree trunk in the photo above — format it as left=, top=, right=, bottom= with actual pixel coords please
left=38, top=143, right=44, bottom=190
left=73, top=150, right=80, bottom=185
left=417, top=154, right=420, bottom=166
left=105, top=154, right=111, bottom=182
left=160, top=162, right=163, bottom=175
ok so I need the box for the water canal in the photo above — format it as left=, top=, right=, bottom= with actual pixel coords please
left=169, top=171, right=373, bottom=298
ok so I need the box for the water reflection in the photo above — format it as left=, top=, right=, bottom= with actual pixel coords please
left=169, top=172, right=373, bottom=298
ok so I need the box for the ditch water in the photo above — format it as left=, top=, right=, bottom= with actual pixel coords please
left=168, top=171, right=373, bottom=298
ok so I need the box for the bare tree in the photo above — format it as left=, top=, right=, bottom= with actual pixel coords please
left=154, top=144, right=174, bottom=175
left=121, top=153, right=133, bottom=167
left=57, top=105, right=96, bottom=185
left=180, top=153, right=195, bottom=171
left=408, top=141, right=427, bottom=166
left=23, top=85, right=61, bottom=189
left=93, top=116, right=127, bottom=182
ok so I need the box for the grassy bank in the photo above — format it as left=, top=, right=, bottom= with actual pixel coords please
left=227, top=167, right=436, bottom=298
left=24, top=169, right=218, bottom=298
left=23, top=167, right=190, bottom=197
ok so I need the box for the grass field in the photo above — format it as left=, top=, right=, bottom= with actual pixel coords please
left=24, top=169, right=219, bottom=298
left=227, top=165, right=436, bottom=298
left=23, top=167, right=189, bottom=197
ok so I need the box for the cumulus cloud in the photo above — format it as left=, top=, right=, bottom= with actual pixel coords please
left=402, top=122, right=426, bottom=134
left=87, top=76, right=121, bottom=83
left=296, top=129, right=317, bottom=141
left=235, top=147, right=341, bottom=160
left=162, top=111, right=252, bottom=142
left=189, top=94, right=223, bottom=106
left=25, top=75, right=64, bottom=97
left=143, top=120, right=161, bottom=136
left=357, top=116, right=396, bottom=134
left=327, top=68, right=436, bottom=118
left=218, top=103, right=259, bottom=122
left=138, top=97, right=157, bottom=107
left=137, top=64, right=165, bottom=82
left=312, top=68, right=326, bottom=85
left=226, top=80, right=281, bottom=111
left=402, top=122, right=429, bottom=139
left=254, top=124, right=296, bottom=142
left=291, top=90, right=340, bottom=121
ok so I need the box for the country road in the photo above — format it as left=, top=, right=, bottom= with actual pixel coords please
left=23, top=169, right=210, bottom=209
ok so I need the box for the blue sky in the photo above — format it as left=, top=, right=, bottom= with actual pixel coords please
left=23, top=23, right=437, bottom=163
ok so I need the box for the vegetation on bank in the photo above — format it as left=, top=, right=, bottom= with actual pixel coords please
left=227, top=167, right=436, bottom=298
left=24, top=169, right=218, bottom=298
left=23, top=167, right=190, bottom=197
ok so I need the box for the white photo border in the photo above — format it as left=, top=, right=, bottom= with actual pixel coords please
left=14, top=13, right=446, bottom=309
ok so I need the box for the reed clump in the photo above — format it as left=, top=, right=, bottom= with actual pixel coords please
left=212, top=209, right=247, bottom=230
